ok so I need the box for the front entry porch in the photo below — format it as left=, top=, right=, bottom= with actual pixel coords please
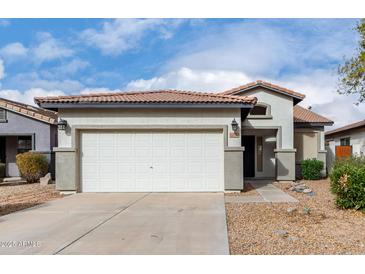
left=241, top=128, right=296, bottom=181
left=242, top=129, right=277, bottom=180
left=0, top=135, right=34, bottom=177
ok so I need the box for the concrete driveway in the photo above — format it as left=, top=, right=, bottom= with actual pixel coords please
left=0, top=193, right=229, bottom=255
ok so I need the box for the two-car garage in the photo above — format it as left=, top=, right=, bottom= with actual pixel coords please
left=80, top=130, right=224, bottom=192
left=35, top=89, right=255, bottom=193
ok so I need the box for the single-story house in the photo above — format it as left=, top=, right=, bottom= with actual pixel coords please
left=35, top=80, right=333, bottom=193
left=325, top=119, right=365, bottom=168
left=0, top=98, right=58, bottom=177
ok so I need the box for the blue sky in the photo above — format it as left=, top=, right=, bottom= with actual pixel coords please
left=0, top=18, right=362, bottom=127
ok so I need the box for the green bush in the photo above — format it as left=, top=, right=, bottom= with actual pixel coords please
left=301, top=158, right=324, bottom=180
left=0, top=162, right=5, bottom=178
left=16, top=152, right=48, bottom=183
left=330, top=157, right=365, bottom=210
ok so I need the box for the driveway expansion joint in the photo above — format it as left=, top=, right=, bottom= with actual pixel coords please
left=52, top=192, right=151, bottom=255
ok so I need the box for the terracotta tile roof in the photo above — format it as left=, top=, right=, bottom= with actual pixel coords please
left=293, top=105, right=333, bottom=125
left=0, top=97, right=57, bottom=125
left=34, top=90, right=258, bottom=105
left=220, top=80, right=306, bottom=101
left=325, top=119, right=365, bottom=136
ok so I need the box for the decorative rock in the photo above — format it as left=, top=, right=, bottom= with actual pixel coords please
left=289, top=186, right=295, bottom=191
left=287, top=236, right=299, bottom=242
left=40, top=173, right=52, bottom=186
left=275, top=230, right=289, bottom=238
left=287, top=207, right=297, bottom=213
left=303, top=188, right=312, bottom=194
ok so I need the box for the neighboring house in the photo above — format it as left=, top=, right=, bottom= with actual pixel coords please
left=35, top=80, right=333, bottom=193
left=0, top=98, right=58, bottom=177
left=325, top=119, right=365, bottom=168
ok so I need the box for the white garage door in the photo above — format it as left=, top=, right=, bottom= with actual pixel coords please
left=81, top=130, right=224, bottom=192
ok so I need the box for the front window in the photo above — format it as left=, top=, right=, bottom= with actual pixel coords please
left=251, top=105, right=267, bottom=115
left=340, top=137, right=350, bottom=146
left=248, top=103, right=272, bottom=118
left=17, top=136, right=32, bottom=154
left=0, top=109, right=7, bottom=122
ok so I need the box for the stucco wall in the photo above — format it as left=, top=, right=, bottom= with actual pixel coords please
left=327, top=128, right=365, bottom=156
left=0, top=109, right=56, bottom=176
left=294, top=130, right=318, bottom=162
left=326, top=127, right=365, bottom=169
left=57, top=108, right=242, bottom=148
left=294, top=127, right=327, bottom=178
left=0, top=110, right=53, bottom=150
left=240, top=88, right=294, bottom=149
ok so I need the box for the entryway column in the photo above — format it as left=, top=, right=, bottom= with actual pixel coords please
left=274, top=148, right=296, bottom=181
left=53, top=147, right=77, bottom=192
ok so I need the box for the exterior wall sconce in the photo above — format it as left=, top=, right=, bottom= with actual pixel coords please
left=58, top=119, right=67, bottom=130
left=231, top=118, right=239, bottom=132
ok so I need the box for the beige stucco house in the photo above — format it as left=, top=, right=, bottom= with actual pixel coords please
left=35, top=80, right=333, bottom=193
left=325, top=119, right=365, bottom=169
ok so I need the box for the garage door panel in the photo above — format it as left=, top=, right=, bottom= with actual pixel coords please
left=81, top=130, right=223, bottom=192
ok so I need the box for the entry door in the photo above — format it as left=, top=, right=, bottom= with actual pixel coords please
left=242, top=135, right=255, bottom=177
left=80, top=130, right=224, bottom=192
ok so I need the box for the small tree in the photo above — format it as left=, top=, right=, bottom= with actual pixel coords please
left=338, top=19, right=365, bottom=104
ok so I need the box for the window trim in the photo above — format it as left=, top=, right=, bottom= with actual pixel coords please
left=340, top=137, right=351, bottom=146
left=17, top=136, right=33, bottom=154
left=256, top=136, right=263, bottom=172
left=0, top=109, right=7, bottom=123
left=248, top=102, right=273, bottom=119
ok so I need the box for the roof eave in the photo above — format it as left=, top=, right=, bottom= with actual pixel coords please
left=38, top=102, right=255, bottom=110
left=225, top=84, right=305, bottom=104
left=294, top=121, right=334, bottom=127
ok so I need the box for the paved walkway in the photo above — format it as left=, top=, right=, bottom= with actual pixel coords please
left=225, top=180, right=298, bottom=203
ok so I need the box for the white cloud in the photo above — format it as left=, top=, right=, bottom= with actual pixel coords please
left=0, top=42, right=28, bottom=60
left=7, top=72, right=84, bottom=93
left=126, top=67, right=252, bottom=92
left=41, top=59, right=90, bottom=77
left=272, top=69, right=364, bottom=129
left=80, top=19, right=182, bottom=55
left=125, top=66, right=364, bottom=130
left=161, top=20, right=357, bottom=78
left=0, top=59, right=4, bottom=80
left=32, top=32, right=74, bottom=63
left=0, top=88, right=65, bottom=106
left=56, top=59, right=89, bottom=74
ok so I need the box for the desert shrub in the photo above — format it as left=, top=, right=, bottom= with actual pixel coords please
left=301, top=158, right=324, bottom=180
left=16, top=152, right=48, bottom=183
left=0, top=162, right=5, bottom=178
left=330, top=157, right=365, bottom=210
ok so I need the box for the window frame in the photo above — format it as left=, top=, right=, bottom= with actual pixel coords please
left=0, top=108, right=7, bottom=123
left=340, top=137, right=351, bottom=146
left=17, top=136, right=33, bottom=154
left=248, top=102, right=273, bottom=119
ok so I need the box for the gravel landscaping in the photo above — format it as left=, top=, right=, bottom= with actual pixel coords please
left=0, top=182, right=63, bottom=216
left=225, top=179, right=365, bottom=254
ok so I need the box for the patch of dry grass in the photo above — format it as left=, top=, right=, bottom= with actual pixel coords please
left=226, top=179, right=365, bottom=254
